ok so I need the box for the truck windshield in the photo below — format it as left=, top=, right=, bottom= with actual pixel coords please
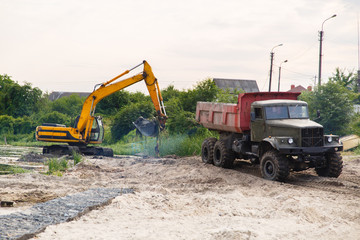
left=289, top=105, right=309, bottom=119
left=265, top=106, right=288, bottom=119
left=265, top=105, right=309, bottom=120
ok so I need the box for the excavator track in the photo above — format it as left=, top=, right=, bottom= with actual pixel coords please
left=43, top=145, right=114, bottom=157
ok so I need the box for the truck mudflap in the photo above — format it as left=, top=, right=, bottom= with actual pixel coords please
left=278, top=145, right=343, bottom=155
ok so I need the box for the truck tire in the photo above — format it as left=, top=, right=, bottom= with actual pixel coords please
left=201, top=138, right=217, bottom=164
left=315, top=152, right=343, bottom=178
left=260, top=150, right=289, bottom=181
left=213, top=140, right=235, bottom=168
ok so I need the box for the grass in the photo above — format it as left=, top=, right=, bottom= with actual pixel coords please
left=46, top=158, right=68, bottom=176
left=45, top=151, right=82, bottom=176
left=72, top=151, right=82, bottom=165
left=1, top=127, right=219, bottom=158
left=0, top=164, right=29, bottom=175
left=107, top=130, right=218, bottom=157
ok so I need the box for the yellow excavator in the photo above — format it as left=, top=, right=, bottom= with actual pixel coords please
left=36, top=60, right=167, bottom=157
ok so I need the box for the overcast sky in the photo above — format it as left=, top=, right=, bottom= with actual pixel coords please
left=1, top=0, right=360, bottom=94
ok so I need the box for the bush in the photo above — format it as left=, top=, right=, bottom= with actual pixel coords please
left=38, top=111, right=71, bottom=126
left=14, top=116, right=34, bottom=134
left=1, top=133, right=36, bottom=144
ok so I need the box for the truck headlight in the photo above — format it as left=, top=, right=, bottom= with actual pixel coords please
left=288, top=138, right=294, bottom=144
left=327, top=136, right=333, bottom=143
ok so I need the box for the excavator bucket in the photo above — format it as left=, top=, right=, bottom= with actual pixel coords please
left=133, top=117, right=159, bottom=137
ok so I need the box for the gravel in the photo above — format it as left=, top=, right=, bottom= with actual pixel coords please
left=0, top=188, right=133, bottom=240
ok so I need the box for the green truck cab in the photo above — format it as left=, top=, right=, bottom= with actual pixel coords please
left=250, top=99, right=342, bottom=180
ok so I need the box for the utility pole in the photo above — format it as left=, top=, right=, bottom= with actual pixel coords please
left=318, top=14, right=336, bottom=86
left=318, top=30, right=323, bottom=86
left=278, top=60, right=288, bottom=92
left=269, top=44, right=283, bottom=92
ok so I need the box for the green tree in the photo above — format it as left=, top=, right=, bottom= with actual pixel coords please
left=179, top=78, right=218, bottom=112
left=164, top=97, right=197, bottom=134
left=129, top=91, right=150, bottom=103
left=161, top=85, right=181, bottom=101
left=300, top=81, right=356, bottom=135
left=328, top=67, right=358, bottom=91
left=0, top=115, right=15, bottom=135
left=0, top=75, right=43, bottom=117
left=166, top=111, right=198, bottom=134
left=215, top=88, right=244, bottom=103
left=96, top=90, right=131, bottom=115
left=51, top=94, right=85, bottom=118
left=161, top=79, right=219, bottom=134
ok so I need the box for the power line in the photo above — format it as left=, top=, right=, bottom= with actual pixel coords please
left=280, top=67, right=314, bottom=78
left=287, top=43, right=318, bottom=63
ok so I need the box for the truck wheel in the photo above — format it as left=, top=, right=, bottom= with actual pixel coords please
left=315, top=153, right=343, bottom=178
left=213, top=140, right=235, bottom=168
left=201, top=138, right=217, bottom=164
left=260, top=150, right=289, bottom=181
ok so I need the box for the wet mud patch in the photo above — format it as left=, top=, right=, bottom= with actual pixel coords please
left=17, top=152, right=48, bottom=163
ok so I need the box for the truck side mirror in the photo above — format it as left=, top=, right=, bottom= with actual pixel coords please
left=250, top=112, right=255, bottom=121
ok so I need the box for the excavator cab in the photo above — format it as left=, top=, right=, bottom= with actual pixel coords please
left=89, top=116, right=105, bottom=143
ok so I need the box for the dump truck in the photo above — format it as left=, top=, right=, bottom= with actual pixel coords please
left=196, top=92, right=343, bottom=181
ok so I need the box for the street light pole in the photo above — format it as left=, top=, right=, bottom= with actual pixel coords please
left=269, top=44, right=283, bottom=92
left=278, top=60, right=288, bottom=92
left=318, top=14, right=336, bottom=86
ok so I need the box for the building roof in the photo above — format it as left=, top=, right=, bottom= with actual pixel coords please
left=213, top=78, right=259, bottom=93
left=48, top=92, right=90, bottom=101
left=287, top=85, right=307, bottom=92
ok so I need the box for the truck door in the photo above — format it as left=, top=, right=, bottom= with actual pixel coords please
left=250, top=107, right=266, bottom=142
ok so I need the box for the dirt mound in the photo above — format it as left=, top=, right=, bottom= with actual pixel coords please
left=17, top=152, right=48, bottom=163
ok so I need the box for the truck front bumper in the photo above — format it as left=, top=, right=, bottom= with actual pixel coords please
left=278, top=144, right=343, bottom=155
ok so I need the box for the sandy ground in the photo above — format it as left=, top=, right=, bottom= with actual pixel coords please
left=1, top=146, right=360, bottom=240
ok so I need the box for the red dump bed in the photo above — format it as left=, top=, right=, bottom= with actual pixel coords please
left=196, top=92, right=300, bottom=133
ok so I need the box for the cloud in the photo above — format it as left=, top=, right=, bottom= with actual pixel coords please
left=0, top=0, right=359, bottom=93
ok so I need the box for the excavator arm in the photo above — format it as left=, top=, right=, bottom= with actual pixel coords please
left=77, top=60, right=166, bottom=141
